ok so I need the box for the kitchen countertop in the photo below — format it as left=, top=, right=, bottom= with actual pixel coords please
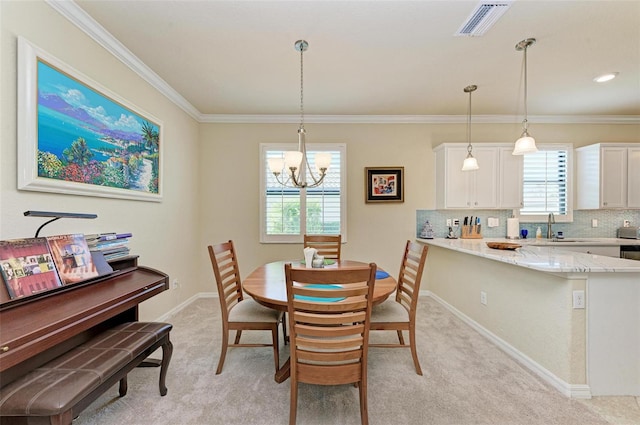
left=416, top=237, right=640, bottom=273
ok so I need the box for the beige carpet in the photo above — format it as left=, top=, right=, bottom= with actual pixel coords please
left=74, top=297, right=639, bottom=425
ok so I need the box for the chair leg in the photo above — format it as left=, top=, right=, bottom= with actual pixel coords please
left=397, top=329, right=405, bottom=345
left=216, top=330, right=229, bottom=374
left=409, top=323, right=422, bottom=376
left=359, top=378, right=368, bottom=425
left=234, top=330, right=242, bottom=344
left=281, top=313, right=288, bottom=345
left=272, top=326, right=280, bottom=372
left=289, top=378, right=298, bottom=425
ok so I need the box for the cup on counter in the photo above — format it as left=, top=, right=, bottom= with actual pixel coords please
left=520, top=229, right=528, bottom=239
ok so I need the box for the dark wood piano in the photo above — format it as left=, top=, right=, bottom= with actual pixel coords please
left=0, top=256, right=169, bottom=387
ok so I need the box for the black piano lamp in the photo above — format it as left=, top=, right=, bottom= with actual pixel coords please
left=24, top=210, right=97, bottom=238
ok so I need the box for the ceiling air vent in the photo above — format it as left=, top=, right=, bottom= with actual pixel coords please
left=455, top=2, right=513, bottom=37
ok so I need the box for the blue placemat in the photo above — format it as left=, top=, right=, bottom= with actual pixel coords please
left=295, top=284, right=345, bottom=302
left=375, top=270, right=390, bottom=279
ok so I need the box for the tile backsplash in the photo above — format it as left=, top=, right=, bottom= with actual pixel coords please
left=416, top=209, right=640, bottom=239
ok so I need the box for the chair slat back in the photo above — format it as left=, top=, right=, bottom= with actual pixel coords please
left=396, top=241, right=428, bottom=316
left=303, top=234, right=342, bottom=260
left=208, top=241, right=243, bottom=319
left=285, top=263, right=376, bottom=386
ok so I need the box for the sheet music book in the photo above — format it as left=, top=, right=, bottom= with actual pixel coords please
left=0, top=238, right=62, bottom=299
left=46, top=234, right=99, bottom=285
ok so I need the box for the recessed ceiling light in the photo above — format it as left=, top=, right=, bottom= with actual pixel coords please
left=593, top=72, right=619, bottom=83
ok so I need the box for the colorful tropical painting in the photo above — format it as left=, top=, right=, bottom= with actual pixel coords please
left=36, top=59, right=160, bottom=195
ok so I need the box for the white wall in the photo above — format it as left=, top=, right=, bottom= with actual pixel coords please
left=198, top=122, right=640, bottom=288
left=0, top=1, right=202, bottom=320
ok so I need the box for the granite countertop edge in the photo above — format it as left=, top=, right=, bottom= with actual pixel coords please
left=415, top=237, right=640, bottom=273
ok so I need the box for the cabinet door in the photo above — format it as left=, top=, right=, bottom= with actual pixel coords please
left=443, top=146, right=473, bottom=208
left=499, top=147, right=523, bottom=209
left=471, top=148, right=498, bottom=208
left=601, top=147, right=627, bottom=208
left=628, top=148, right=640, bottom=208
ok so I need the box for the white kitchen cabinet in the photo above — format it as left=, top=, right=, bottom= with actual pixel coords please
left=499, top=147, right=523, bottom=209
left=434, top=143, right=521, bottom=210
left=434, top=144, right=497, bottom=209
left=628, top=147, right=640, bottom=208
left=576, top=143, right=639, bottom=209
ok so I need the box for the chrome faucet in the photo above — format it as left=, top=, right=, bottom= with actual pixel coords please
left=547, top=212, right=555, bottom=239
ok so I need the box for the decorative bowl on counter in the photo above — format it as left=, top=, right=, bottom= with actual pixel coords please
left=486, top=242, right=522, bottom=250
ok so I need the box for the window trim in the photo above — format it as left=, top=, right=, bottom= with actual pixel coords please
left=260, top=143, right=347, bottom=243
left=514, top=143, right=574, bottom=223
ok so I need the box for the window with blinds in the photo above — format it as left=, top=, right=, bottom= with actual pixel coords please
left=260, top=143, right=346, bottom=242
left=519, top=145, right=572, bottom=221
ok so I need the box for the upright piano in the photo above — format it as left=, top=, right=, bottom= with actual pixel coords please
left=0, top=256, right=169, bottom=387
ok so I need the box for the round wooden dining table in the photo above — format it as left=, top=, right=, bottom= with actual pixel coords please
left=243, top=259, right=397, bottom=311
left=243, top=259, right=397, bottom=383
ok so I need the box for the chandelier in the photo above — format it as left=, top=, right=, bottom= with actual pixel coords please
left=513, top=38, right=538, bottom=155
left=267, top=40, right=331, bottom=188
left=461, top=85, right=479, bottom=171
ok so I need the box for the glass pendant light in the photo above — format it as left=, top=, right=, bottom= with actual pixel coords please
left=267, top=40, right=330, bottom=188
left=462, top=85, right=479, bottom=171
left=513, top=38, right=538, bottom=155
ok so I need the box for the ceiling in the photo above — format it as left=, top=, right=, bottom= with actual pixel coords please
left=69, top=0, right=640, bottom=121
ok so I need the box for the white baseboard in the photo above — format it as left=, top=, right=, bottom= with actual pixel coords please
left=156, top=292, right=217, bottom=322
left=424, top=290, right=592, bottom=399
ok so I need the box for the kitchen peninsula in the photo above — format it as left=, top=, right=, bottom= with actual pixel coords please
left=416, top=237, right=640, bottom=398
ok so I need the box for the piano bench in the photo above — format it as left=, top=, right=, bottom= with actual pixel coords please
left=0, top=322, right=173, bottom=425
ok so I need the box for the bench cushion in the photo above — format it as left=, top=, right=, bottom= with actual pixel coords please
left=0, top=322, right=171, bottom=417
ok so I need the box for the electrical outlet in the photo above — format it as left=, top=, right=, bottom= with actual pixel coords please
left=592, top=219, right=598, bottom=228
left=480, top=291, right=487, bottom=305
left=572, top=290, right=585, bottom=309
left=172, top=279, right=180, bottom=290
left=453, top=218, right=460, bottom=227
left=446, top=219, right=452, bottom=226
left=624, top=220, right=631, bottom=227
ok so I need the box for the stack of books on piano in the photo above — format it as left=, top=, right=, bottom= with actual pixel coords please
left=85, top=232, right=132, bottom=261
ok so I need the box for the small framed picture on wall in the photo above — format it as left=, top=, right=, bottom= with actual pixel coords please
left=364, top=167, right=404, bottom=203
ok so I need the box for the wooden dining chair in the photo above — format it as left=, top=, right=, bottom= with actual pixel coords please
left=284, top=262, right=377, bottom=425
left=369, top=240, right=429, bottom=375
left=303, top=234, right=342, bottom=260
left=208, top=240, right=283, bottom=375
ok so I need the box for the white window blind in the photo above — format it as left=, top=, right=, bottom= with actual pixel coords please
left=521, top=147, right=571, bottom=218
left=261, top=144, right=346, bottom=243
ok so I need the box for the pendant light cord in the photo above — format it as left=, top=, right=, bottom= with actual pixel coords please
left=299, top=45, right=304, bottom=130
left=522, top=45, right=528, bottom=131
left=467, top=89, right=472, bottom=154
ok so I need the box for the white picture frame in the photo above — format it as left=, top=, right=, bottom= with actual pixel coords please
left=17, top=36, right=163, bottom=202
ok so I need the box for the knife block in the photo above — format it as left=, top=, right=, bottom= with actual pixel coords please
left=461, top=225, right=483, bottom=239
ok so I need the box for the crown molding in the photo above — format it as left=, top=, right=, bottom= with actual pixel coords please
left=46, top=0, right=201, bottom=121
left=199, top=114, right=640, bottom=124
left=48, top=1, right=640, bottom=126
